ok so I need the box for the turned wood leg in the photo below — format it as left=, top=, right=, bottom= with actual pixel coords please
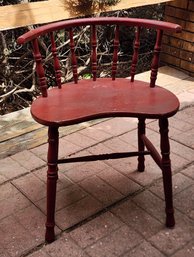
left=159, top=118, right=175, bottom=228
left=45, top=126, right=59, bottom=243
left=137, top=118, right=145, bottom=172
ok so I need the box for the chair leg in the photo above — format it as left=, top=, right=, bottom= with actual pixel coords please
left=137, top=118, right=145, bottom=172
left=159, top=118, right=175, bottom=228
left=45, top=126, right=59, bottom=243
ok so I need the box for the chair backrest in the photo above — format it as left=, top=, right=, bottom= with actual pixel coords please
left=17, top=17, right=181, bottom=97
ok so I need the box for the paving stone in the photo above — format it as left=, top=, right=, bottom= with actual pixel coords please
left=149, top=225, right=193, bottom=256
left=70, top=212, right=124, bottom=248
left=58, top=137, right=83, bottom=158
left=56, top=195, right=103, bottom=230
left=170, top=140, right=194, bottom=162
left=14, top=205, right=46, bottom=243
left=174, top=185, right=194, bottom=219
left=150, top=173, right=193, bottom=199
left=0, top=185, right=31, bottom=220
left=123, top=240, right=166, bottom=257
left=34, top=167, right=73, bottom=191
left=63, top=161, right=109, bottom=182
left=79, top=175, right=123, bottom=205
left=88, top=143, right=116, bottom=165
left=103, top=150, right=137, bottom=169
left=170, top=152, right=190, bottom=171
left=140, top=129, right=160, bottom=148
left=175, top=107, right=194, bottom=125
left=103, top=137, right=135, bottom=153
left=31, top=138, right=82, bottom=161
left=65, top=131, right=97, bottom=148
left=30, top=144, right=48, bottom=161
left=169, top=116, right=194, bottom=132
left=126, top=125, right=193, bottom=167
left=79, top=126, right=112, bottom=142
left=13, top=173, right=46, bottom=202
left=148, top=117, right=193, bottom=135
left=90, top=117, right=137, bottom=137
left=134, top=132, right=192, bottom=171
left=0, top=215, right=38, bottom=257
left=173, top=128, right=194, bottom=149
left=98, top=166, right=142, bottom=196
left=85, top=225, right=143, bottom=257
left=37, top=184, right=87, bottom=213
left=113, top=156, right=162, bottom=187
left=1, top=73, right=194, bottom=257
left=11, top=150, right=45, bottom=171
left=117, top=129, right=138, bottom=147
left=111, top=199, right=163, bottom=238
left=181, top=164, right=194, bottom=180
left=0, top=244, right=11, bottom=257
left=60, top=149, right=92, bottom=171
left=0, top=157, right=28, bottom=180
left=133, top=190, right=165, bottom=223
left=148, top=117, right=185, bottom=139
left=44, top=234, right=89, bottom=257
left=0, top=183, right=19, bottom=201
left=171, top=241, right=194, bottom=257
left=0, top=174, right=7, bottom=184
left=27, top=250, right=50, bottom=257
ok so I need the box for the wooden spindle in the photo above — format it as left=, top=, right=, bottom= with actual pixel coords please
left=69, top=28, right=78, bottom=84
left=150, top=29, right=163, bottom=87
left=91, top=25, right=97, bottom=81
left=32, top=38, right=47, bottom=97
left=112, top=25, right=119, bottom=80
left=50, top=32, right=61, bottom=89
left=130, top=27, right=141, bottom=82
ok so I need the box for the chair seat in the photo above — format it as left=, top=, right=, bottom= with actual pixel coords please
left=31, top=78, right=180, bottom=126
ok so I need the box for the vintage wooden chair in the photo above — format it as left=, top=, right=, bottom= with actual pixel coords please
left=17, top=17, right=181, bottom=243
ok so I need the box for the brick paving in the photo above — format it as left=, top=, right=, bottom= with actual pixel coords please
left=0, top=71, right=194, bottom=256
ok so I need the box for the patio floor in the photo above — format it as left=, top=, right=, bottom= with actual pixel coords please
left=0, top=66, right=194, bottom=257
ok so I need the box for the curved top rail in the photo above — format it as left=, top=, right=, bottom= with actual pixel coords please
left=17, top=17, right=182, bottom=44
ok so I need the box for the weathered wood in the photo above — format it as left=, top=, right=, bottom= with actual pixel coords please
left=0, top=107, right=109, bottom=159
left=0, top=0, right=172, bottom=30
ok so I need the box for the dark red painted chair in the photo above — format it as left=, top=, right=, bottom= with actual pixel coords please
left=17, top=17, right=181, bottom=243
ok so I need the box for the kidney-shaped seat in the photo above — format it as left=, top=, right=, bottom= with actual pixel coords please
left=17, top=17, right=181, bottom=243
left=31, top=78, right=179, bottom=126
